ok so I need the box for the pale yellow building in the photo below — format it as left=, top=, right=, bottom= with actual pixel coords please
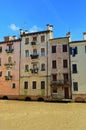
left=20, top=25, right=53, bottom=101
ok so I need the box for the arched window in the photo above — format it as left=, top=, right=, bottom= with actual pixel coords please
left=33, top=49, right=37, bottom=55
left=8, top=56, right=12, bottom=62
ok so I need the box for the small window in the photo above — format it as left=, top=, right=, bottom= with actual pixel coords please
left=63, top=45, right=67, bottom=52
left=72, top=64, right=77, bottom=73
left=52, top=88, right=58, bottom=93
left=33, top=49, right=37, bottom=55
left=24, top=81, right=28, bottom=89
left=0, top=47, right=2, bottom=53
left=8, top=56, right=12, bottom=62
left=70, top=47, right=78, bottom=56
left=41, top=64, right=45, bottom=71
left=41, top=35, right=45, bottom=42
left=63, top=73, right=68, bottom=83
left=25, top=37, right=29, bottom=44
left=0, top=71, right=2, bottom=77
left=33, top=36, right=37, bottom=42
left=52, top=46, right=56, bottom=53
left=52, top=60, right=56, bottom=69
left=73, top=82, right=78, bottom=91
left=52, top=74, right=57, bottom=81
left=32, top=81, right=36, bottom=89
left=63, top=59, right=68, bottom=68
left=41, top=48, right=45, bottom=56
left=12, top=83, right=16, bottom=89
left=25, top=50, right=29, bottom=57
left=41, top=81, right=45, bottom=89
left=25, top=65, right=29, bottom=72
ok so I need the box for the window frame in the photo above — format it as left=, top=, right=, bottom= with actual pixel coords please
left=52, top=46, right=56, bottom=53
left=32, top=81, right=36, bottom=89
left=73, top=82, right=78, bottom=91
left=24, top=81, right=28, bottom=89
left=41, top=81, right=45, bottom=89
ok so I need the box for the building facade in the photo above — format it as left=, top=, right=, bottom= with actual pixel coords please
left=49, top=36, right=71, bottom=100
left=0, top=36, right=21, bottom=99
left=69, top=33, right=86, bottom=101
left=19, top=25, right=53, bottom=101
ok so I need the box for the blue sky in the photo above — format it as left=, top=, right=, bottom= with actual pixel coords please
left=0, top=0, right=86, bottom=41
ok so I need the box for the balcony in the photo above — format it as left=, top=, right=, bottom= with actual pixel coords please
left=5, top=49, right=14, bottom=53
left=51, top=80, right=64, bottom=86
left=4, top=62, right=14, bottom=68
left=30, top=68, right=39, bottom=74
left=5, top=75, right=13, bottom=80
left=30, top=54, right=39, bottom=59
left=31, top=42, right=36, bottom=45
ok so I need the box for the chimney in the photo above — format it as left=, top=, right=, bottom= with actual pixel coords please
left=4, top=36, right=13, bottom=41
left=83, top=32, right=86, bottom=40
left=46, top=24, right=53, bottom=31
left=20, top=29, right=23, bottom=35
left=66, top=32, right=71, bottom=42
left=25, top=30, right=29, bottom=34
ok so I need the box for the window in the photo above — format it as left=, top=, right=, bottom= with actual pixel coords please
left=7, top=45, right=13, bottom=51
left=32, top=81, right=36, bottom=89
left=25, top=37, right=29, bottom=44
left=52, top=60, right=56, bottom=69
left=8, top=56, right=12, bottom=62
left=0, top=71, right=2, bottom=77
left=41, top=81, right=45, bottom=89
left=0, top=58, right=1, bottom=66
left=63, top=59, right=68, bottom=68
left=52, top=46, right=56, bottom=53
left=63, top=45, right=67, bottom=52
left=24, top=81, right=28, bottom=89
left=33, top=36, right=37, bottom=42
left=41, top=35, right=45, bottom=42
left=52, top=74, right=57, bottom=81
left=12, top=83, right=16, bottom=89
left=25, top=50, right=29, bottom=57
left=72, top=64, right=77, bottom=73
left=73, top=82, right=78, bottom=91
left=25, top=65, right=29, bottom=72
left=63, top=73, right=68, bottom=83
left=33, top=49, right=37, bottom=55
left=41, top=48, right=45, bottom=56
left=0, top=47, right=2, bottom=53
left=52, top=88, right=57, bottom=93
left=41, top=64, right=45, bottom=71
left=70, top=47, right=78, bottom=56
left=8, top=71, right=11, bottom=76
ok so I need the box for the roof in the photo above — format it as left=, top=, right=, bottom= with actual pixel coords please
left=0, top=38, right=21, bottom=44
left=49, top=37, right=69, bottom=41
left=20, top=30, right=52, bottom=37
left=69, top=40, right=86, bottom=44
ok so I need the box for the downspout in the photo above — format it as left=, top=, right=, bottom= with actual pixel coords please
left=46, top=40, right=48, bottom=99
left=68, top=42, right=72, bottom=99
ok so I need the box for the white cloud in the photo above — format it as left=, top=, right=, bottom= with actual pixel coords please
left=29, top=25, right=41, bottom=32
left=9, top=24, right=19, bottom=31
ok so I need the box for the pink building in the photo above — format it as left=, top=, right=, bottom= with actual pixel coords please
left=49, top=35, right=71, bottom=100
left=0, top=36, right=21, bottom=99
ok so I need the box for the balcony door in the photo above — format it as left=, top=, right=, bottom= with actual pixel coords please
left=64, top=87, right=69, bottom=99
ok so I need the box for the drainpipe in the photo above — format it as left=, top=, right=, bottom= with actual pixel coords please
left=46, top=40, right=48, bottom=99
left=68, top=42, right=72, bottom=99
